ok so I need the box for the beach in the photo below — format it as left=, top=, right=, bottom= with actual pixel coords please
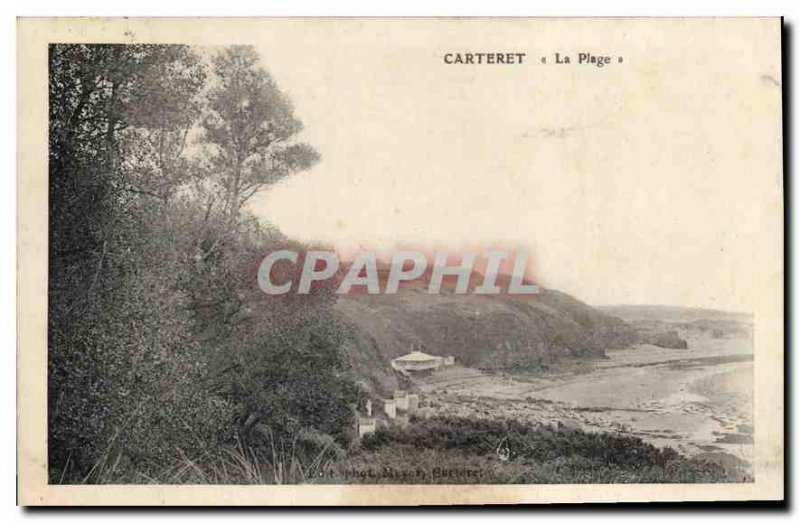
left=417, top=330, right=754, bottom=469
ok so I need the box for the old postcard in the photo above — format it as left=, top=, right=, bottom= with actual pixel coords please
left=17, top=17, right=783, bottom=505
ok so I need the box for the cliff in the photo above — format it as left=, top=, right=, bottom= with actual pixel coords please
left=337, top=282, right=638, bottom=394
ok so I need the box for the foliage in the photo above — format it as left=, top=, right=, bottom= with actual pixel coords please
left=356, top=417, right=749, bottom=484
left=72, top=427, right=341, bottom=485
left=200, top=46, right=319, bottom=223
left=47, top=43, right=356, bottom=483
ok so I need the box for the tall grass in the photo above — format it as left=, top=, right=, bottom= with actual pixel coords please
left=68, top=427, right=340, bottom=485
left=353, top=417, right=752, bottom=484
left=67, top=417, right=750, bottom=484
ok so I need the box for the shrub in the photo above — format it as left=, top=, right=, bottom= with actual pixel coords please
left=359, top=417, right=745, bottom=483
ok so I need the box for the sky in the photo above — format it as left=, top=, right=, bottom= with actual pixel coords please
left=242, top=19, right=782, bottom=311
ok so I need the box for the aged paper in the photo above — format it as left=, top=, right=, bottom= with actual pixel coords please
left=18, top=17, right=783, bottom=505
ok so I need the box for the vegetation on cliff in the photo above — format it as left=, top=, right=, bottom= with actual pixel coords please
left=338, top=288, right=638, bottom=394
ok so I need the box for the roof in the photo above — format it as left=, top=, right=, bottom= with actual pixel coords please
left=393, top=351, right=442, bottom=363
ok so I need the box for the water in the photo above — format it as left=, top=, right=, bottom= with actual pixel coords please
left=421, top=333, right=754, bottom=467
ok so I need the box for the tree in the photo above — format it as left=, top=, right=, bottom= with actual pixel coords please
left=188, top=47, right=359, bottom=448
left=201, top=46, right=320, bottom=225
left=47, top=44, right=231, bottom=481
left=48, top=44, right=359, bottom=483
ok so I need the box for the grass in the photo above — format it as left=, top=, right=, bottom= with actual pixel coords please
left=64, top=416, right=752, bottom=484
left=57, top=428, right=342, bottom=485
left=336, top=417, right=752, bottom=484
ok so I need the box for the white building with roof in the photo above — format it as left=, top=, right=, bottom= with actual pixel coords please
left=392, top=350, right=451, bottom=372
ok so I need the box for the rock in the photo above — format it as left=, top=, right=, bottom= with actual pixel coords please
left=637, top=328, right=688, bottom=349
left=557, top=419, right=582, bottom=432
left=654, top=330, right=688, bottom=349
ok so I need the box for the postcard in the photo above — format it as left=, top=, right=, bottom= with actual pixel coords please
left=17, top=17, right=784, bottom=505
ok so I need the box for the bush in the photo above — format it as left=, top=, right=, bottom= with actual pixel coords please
left=358, top=417, right=746, bottom=483
left=47, top=44, right=360, bottom=483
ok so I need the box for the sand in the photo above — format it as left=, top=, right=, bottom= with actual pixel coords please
left=416, top=331, right=754, bottom=467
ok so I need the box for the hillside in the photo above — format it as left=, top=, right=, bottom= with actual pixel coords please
left=600, top=305, right=753, bottom=345
left=598, top=305, right=753, bottom=325
left=337, top=281, right=637, bottom=394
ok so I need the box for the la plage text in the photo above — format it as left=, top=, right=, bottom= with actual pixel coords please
left=443, top=52, right=527, bottom=65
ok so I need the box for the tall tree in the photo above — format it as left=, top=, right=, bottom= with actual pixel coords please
left=191, top=47, right=359, bottom=446
left=48, top=44, right=227, bottom=480
left=201, top=46, right=319, bottom=224
left=48, top=44, right=359, bottom=483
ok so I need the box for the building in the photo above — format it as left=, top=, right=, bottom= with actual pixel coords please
left=393, top=390, right=409, bottom=410
left=392, top=350, right=451, bottom=372
left=407, top=394, right=419, bottom=413
left=357, top=417, right=376, bottom=437
left=384, top=399, right=397, bottom=419
left=358, top=390, right=421, bottom=438
left=393, top=390, right=420, bottom=414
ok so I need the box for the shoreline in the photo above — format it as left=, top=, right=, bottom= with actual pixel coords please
left=416, top=341, right=754, bottom=470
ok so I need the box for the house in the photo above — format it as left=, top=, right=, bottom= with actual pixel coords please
left=357, top=417, right=376, bottom=437
left=384, top=399, right=397, bottom=419
left=358, top=391, right=420, bottom=438
left=393, top=390, right=409, bottom=410
left=392, top=350, right=447, bottom=372
left=393, top=390, right=419, bottom=414
left=407, top=394, right=419, bottom=413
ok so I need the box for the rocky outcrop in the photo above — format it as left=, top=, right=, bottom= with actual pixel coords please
left=637, top=328, right=689, bottom=350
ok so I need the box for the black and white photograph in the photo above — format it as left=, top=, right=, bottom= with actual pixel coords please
left=14, top=15, right=785, bottom=506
